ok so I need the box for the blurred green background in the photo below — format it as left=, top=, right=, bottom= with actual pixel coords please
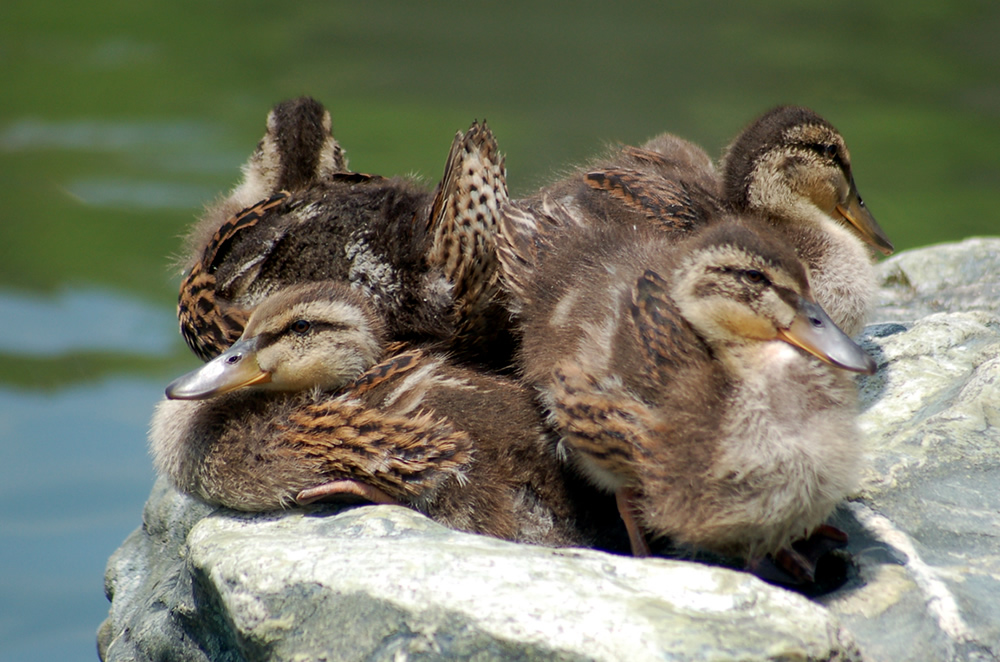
left=0, top=1, right=997, bottom=660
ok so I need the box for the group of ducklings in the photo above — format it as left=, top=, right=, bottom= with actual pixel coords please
left=150, top=97, right=895, bottom=585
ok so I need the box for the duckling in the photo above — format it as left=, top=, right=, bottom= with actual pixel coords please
left=176, top=100, right=510, bottom=366
left=504, top=106, right=892, bottom=336
left=154, top=281, right=621, bottom=548
left=720, top=105, right=893, bottom=336
left=497, top=206, right=875, bottom=577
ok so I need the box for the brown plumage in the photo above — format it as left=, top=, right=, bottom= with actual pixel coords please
left=176, top=97, right=511, bottom=366
left=178, top=192, right=290, bottom=359
left=496, top=206, right=875, bottom=570
left=154, top=282, right=621, bottom=548
left=514, top=134, right=721, bottom=239
left=180, top=96, right=348, bottom=271
left=427, top=122, right=507, bottom=324
left=502, top=106, right=893, bottom=336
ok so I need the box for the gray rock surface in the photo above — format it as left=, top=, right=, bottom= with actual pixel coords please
left=823, top=238, right=1000, bottom=662
left=100, top=484, right=861, bottom=662
left=871, top=237, right=1000, bottom=324
left=99, top=239, right=1000, bottom=662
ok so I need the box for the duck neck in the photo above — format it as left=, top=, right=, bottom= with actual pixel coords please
left=781, top=214, right=876, bottom=337
left=715, top=338, right=860, bottom=438
left=708, top=339, right=863, bottom=554
left=742, top=173, right=877, bottom=336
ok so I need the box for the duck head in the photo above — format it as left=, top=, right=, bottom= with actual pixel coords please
left=671, top=219, right=876, bottom=374
left=722, top=106, right=894, bottom=256
left=167, top=281, right=385, bottom=399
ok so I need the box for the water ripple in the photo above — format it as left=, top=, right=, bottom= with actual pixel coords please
left=0, top=119, right=215, bottom=152
left=65, top=178, right=217, bottom=209
left=0, top=288, right=177, bottom=357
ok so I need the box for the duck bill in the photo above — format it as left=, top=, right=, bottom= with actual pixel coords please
left=835, top=178, right=894, bottom=256
left=165, top=337, right=271, bottom=400
left=776, top=297, right=876, bottom=374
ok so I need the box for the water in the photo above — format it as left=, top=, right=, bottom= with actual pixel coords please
left=1, top=1, right=998, bottom=660
left=0, top=377, right=160, bottom=662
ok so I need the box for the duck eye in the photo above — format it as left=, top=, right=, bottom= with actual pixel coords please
left=291, top=320, right=311, bottom=335
left=808, top=143, right=838, bottom=160
left=742, top=269, right=766, bottom=285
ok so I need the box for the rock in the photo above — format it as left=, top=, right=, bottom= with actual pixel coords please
left=821, top=238, right=1000, bottom=662
left=97, top=480, right=222, bottom=662
left=870, top=237, right=1000, bottom=324
left=99, top=239, right=1000, bottom=662
left=100, top=484, right=861, bottom=662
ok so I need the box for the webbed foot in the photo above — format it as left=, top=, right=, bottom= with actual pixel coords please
left=748, top=524, right=850, bottom=586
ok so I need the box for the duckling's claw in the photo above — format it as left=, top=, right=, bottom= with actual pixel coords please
left=790, top=523, right=849, bottom=567
left=809, top=523, right=850, bottom=545
left=749, top=546, right=817, bottom=586
left=296, top=480, right=402, bottom=506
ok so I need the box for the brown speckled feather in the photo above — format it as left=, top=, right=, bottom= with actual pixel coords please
left=342, top=347, right=424, bottom=396
left=426, top=121, right=511, bottom=362
left=546, top=362, right=658, bottom=484
left=630, top=269, right=707, bottom=381
left=583, top=169, right=705, bottom=231
left=178, top=192, right=290, bottom=360
left=282, top=398, right=472, bottom=502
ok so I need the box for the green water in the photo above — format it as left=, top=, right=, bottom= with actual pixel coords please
left=3, top=1, right=998, bottom=306
left=1, top=1, right=998, bottom=660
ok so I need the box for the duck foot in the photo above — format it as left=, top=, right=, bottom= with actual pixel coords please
left=747, top=524, right=850, bottom=586
left=296, top=481, right=402, bottom=506
left=794, top=523, right=849, bottom=560
left=616, top=488, right=652, bottom=557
